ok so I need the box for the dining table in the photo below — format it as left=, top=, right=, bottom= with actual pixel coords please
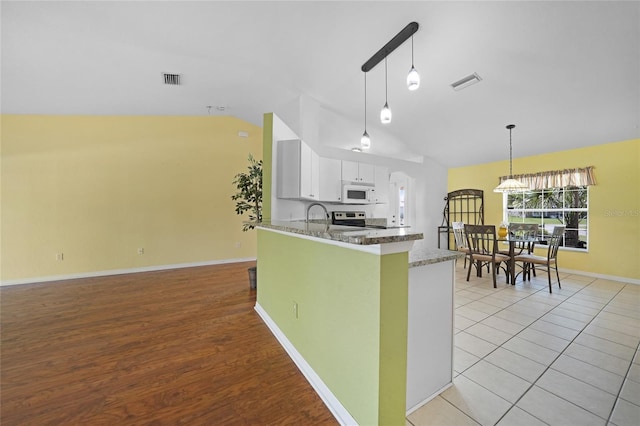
left=498, top=234, right=542, bottom=285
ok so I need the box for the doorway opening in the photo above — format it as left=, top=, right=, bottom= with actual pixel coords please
left=388, top=172, right=413, bottom=227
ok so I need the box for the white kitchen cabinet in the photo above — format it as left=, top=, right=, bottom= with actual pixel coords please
left=374, top=165, right=389, bottom=203
left=277, top=139, right=319, bottom=200
left=342, top=160, right=375, bottom=184
left=319, top=157, right=342, bottom=202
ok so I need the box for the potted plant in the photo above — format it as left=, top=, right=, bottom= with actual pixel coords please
left=231, top=154, right=262, bottom=289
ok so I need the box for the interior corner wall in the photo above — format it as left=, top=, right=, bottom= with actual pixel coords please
left=0, top=115, right=263, bottom=282
left=447, top=138, right=640, bottom=282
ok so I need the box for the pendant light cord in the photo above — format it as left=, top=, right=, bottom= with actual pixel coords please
left=385, top=57, right=388, bottom=102
left=411, top=35, right=415, bottom=67
left=509, top=126, right=513, bottom=178
left=364, top=72, right=367, bottom=130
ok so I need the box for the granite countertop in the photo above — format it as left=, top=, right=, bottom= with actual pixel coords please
left=256, top=220, right=423, bottom=245
left=408, top=240, right=465, bottom=268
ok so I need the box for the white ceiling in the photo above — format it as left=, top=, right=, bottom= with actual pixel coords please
left=2, top=1, right=639, bottom=167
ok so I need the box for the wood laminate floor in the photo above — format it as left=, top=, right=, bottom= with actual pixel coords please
left=1, top=262, right=338, bottom=425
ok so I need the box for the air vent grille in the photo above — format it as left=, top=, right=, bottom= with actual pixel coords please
left=451, top=73, right=482, bottom=91
left=163, top=73, right=182, bottom=85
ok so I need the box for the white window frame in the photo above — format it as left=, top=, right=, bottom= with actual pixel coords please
left=501, top=186, right=589, bottom=252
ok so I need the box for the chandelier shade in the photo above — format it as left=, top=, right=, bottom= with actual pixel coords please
left=494, top=124, right=529, bottom=193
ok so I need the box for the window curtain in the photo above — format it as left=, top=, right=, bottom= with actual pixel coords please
left=499, top=166, right=596, bottom=190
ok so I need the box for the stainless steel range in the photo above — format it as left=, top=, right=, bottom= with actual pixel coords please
left=331, top=211, right=366, bottom=227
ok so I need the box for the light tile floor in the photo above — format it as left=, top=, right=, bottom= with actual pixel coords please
left=407, top=263, right=640, bottom=426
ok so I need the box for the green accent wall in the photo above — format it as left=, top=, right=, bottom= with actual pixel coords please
left=257, top=229, right=408, bottom=425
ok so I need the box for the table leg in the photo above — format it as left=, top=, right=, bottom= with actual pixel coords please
left=509, top=241, right=516, bottom=285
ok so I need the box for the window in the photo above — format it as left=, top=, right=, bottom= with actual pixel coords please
left=504, top=186, right=589, bottom=251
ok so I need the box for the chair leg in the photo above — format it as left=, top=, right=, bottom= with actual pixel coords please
left=491, top=263, right=497, bottom=288
left=555, top=264, right=561, bottom=290
left=466, top=259, right=473, bottom=282
left=547, top=263, right=553, bottom=293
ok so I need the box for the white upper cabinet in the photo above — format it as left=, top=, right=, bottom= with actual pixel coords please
left=319, top=157, right=342, bottom=202
left=374, top=165, right=389, bottom=203
left=342, top=160, right=374, bottom=184
left=277, top=139, right=319, bottom=200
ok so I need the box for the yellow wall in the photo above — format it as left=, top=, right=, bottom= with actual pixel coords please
left=449, top=139, right=640, bottom=281
left=1, top=115, right=262, bottom=282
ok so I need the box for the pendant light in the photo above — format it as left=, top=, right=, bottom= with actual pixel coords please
left=406, top=35, right=420, bottom=90
left=494, top=124, right=529, bottom=192
left=380, top=57, right=392, bottom=124
left=361, top=72, right=371, bottom=150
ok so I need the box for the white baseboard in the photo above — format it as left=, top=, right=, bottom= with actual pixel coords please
left=559, top=267, right=640, bottom=285
left=0, top=257, right=257, bottom=287
left=405, top=382, right=453, bottom=416
left=254, top=303, right=358, bottom=426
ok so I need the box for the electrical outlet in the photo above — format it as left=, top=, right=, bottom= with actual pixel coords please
left=293, top=302, right=298, bottom=319
left=56, top=253, right=64, bottom=261
left=137, top=248, right=144, bottom=255
left=235, top=242, right=241, bottom=249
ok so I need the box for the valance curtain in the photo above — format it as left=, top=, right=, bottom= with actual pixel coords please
left=499, top=166, right=596, bottom=190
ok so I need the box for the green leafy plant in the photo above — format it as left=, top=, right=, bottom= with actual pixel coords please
left=231, top=154, right=263, bottom=231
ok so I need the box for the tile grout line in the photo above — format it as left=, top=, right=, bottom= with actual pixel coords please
left=453, top=275, right=578, bottom=376
left=447, top=274, right=580, bottom=424
left=493, top=281, right=631, bottom=425
left=604, top=297, right=640, bottom=425
left=451, top=272, right=636, bottom=425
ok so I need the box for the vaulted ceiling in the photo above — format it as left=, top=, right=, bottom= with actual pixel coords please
left=2, top=1, right=638, bottom=167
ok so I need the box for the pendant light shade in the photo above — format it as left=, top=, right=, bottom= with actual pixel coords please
left=494, top=178, right=529, bottom=192
left=380, top=102, right=392, bottom=124
left=494, top=124, right=529, bottom=193
left=361, top=131, right=371, bottom=150
left=407, top=35, right=420, bottom=90
left=407, top=66, right=420, bottom=90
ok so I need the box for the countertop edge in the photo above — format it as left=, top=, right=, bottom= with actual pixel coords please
left=256, top=221, right=424, bottom=246
left=408, top=248, right=464, bottom=268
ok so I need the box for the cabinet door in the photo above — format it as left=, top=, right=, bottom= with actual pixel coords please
left=374, top=165, right=389, bottom=203
left=310, top=149, right=320, bottom=200
left=358, top=163, right=375, bottom=184
left=300, top=142, right=319, bottom=200
left=277, top=139, right=301, bottom=199
left=319, top=157, right=342, bottom=202
left=341, top=160, right=359, bottom=182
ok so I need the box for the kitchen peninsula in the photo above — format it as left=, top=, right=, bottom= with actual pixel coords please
left=255, top=219, right=462, bottom=425
left=257, top=113, right=462, bottom=424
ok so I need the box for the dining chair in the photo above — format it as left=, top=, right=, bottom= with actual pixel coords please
left=514, top=226, right=565, bottom=293
left=452, top=222, right=470, bottom=268
left=499, top=223, right=539, bottom=280
left=464, top=224, right=511, bottom=288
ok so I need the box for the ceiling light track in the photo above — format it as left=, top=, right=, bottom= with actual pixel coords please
left=359, top=21, right=420, bottom=150
left=361, top=22, right=419, bottom=73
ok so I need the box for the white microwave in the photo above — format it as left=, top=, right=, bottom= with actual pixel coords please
left=342, top=183, right=375, bottom=204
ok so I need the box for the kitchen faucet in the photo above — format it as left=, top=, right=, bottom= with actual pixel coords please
left=306, top=202, right=329, bottom=226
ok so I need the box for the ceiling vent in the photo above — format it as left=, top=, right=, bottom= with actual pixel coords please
left=451, top=73, right=482, bottom=91
left=163, top=73, right=182, bottom=85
